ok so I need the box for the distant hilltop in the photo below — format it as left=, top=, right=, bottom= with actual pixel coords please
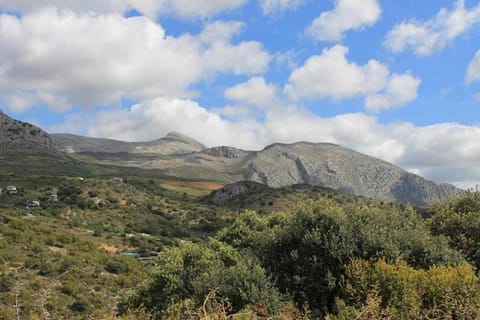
left=52, top=132, right=205, bottom=155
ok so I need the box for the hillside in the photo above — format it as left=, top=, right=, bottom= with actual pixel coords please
left=204, top=181, right=379, bottom=214
left=0, top=174, right=231, bottom=319
left=0, top=111, right=68, bottom=163
left=69, top=141, right=459, bottom=206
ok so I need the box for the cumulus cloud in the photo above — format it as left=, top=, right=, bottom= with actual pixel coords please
left=0, top=10, right=270, bottom=111
left=467, top=50, right=480, bottom=84
left=80, top=96, right=480, bottom=187
left=224, top=77, right=277, bottom=107
left=0, top=0, right=248, bottom=18
left=284, top=45, right=419, bottom=110
left=284, top=45, right=389, bottom=100
left=365, top=72, right=421, bottom=112
left=307, top=0, right=381, bottom=42
left=88, top=97, right=267, bottom=150
left=384, top=0, right=480, bottom=56
left=260, top=0, right=305, bottom=15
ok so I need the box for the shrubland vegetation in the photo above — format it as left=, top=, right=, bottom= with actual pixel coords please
left=1, top=171, right=480, bottom=319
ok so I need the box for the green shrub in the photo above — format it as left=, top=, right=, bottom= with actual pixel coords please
left=330, top=258, right=480, bottom=319
left=118, top=240, right=280, bottom=319
left=218, top=199, right=462, bottom=316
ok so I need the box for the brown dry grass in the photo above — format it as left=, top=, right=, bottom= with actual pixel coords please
left=161, top=179, right=224, bottom=191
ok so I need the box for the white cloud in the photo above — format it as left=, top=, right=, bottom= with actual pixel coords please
left=202, top=41, right=271, bottom=76
left=365, top=72, right=421, bottom=112
left=4, top=92, right=70, bottom=112
left=284, top=45, right=420, bottom=110
left=211, top=105, right=252, bottom=119
left=0, top=0, right=248, bottom=18
left=0, top=10, right=270, bottom=111
left=284, top=45, right=388, bottom=100
left=467, top=50, right=480, bottom=84
left=224, top=77, right=277, bottom=107
left=307, top=0, right=381, bottom=42
left=88, top=97, right=266, bottom=150
left=197, top=21, right=271, bottom=76
left=384, top=0, right=480, bottom=56
left=260, top=0, right=305, bottom=15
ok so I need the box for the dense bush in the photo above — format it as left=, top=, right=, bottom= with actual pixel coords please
left=118, top=240, right=280, bottom=319
left=330, top=259, right=480, bottom=319
left=218, top=199, right=462, bottom=317
left=57, top=183, right=83, bottom=205
left=429, top=191, right=480, bottom=269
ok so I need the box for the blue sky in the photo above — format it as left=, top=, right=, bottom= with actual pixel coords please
left=1, top=0, right=480, bottom=187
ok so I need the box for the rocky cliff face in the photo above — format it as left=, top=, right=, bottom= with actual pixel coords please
left=238, top=142, right=460, bottom=206
left=0, top=111, right=67, bottom=160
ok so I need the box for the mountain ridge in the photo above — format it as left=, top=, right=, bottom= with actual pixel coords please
left=52, top=131, right=205, bottom=155
left=1, top=112, right=461, bottom=205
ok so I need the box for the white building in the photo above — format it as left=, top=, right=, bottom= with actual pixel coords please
left=112, top=177, right=124, bottom=186
left=6, top=186, right=17, bottom=194
left=27, top=200, right=41, bottom=209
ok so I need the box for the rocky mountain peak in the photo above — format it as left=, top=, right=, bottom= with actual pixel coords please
left=0, top=112, right=67, bottom=160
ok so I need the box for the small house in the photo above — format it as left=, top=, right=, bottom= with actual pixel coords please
left=26, top=200, right=41, bottom=209
left=6, top=186, right=17, bottom=194
left=112, top=177, right=124, bottom=186
left=49, top=194, right=59, bottom=202
left=92, top=197, right=105, bottom=206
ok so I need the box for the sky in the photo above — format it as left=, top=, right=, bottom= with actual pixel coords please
left=1, top=0, right=480, bottom=188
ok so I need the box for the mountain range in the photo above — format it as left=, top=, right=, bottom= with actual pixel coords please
left=0, top=111, right=460, bottom=205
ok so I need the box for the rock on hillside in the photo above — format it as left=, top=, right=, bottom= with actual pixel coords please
left=201, top=146, right=252, bottom=159
left=0, top=111, right=67, bottom=160
left=239, top=142, right=460, bottom=206
left=52, top=132, right=206, bottom=155
left=208, top=181, right=267, bottom=206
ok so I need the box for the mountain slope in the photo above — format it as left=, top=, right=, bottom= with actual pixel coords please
left=52, top=132, right=206, bottom=155
left=239, top=142, right=459, bottom=206
left=0, top=111, right=67, bottom=161
left=54, top=136, right=459, bottom=205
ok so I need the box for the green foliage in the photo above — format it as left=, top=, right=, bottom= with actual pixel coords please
left=0, top=274, right=14, bottom=292
left=429, top=191, right=480, bottom=269
left=119, top=240, right=280, bottom=319
left=330, top=258, right=480, bottom=319
left=218, top=199, right=462, bottom=316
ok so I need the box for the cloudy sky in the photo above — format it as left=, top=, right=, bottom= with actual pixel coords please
left=1, top=0, right=480, bottom=188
